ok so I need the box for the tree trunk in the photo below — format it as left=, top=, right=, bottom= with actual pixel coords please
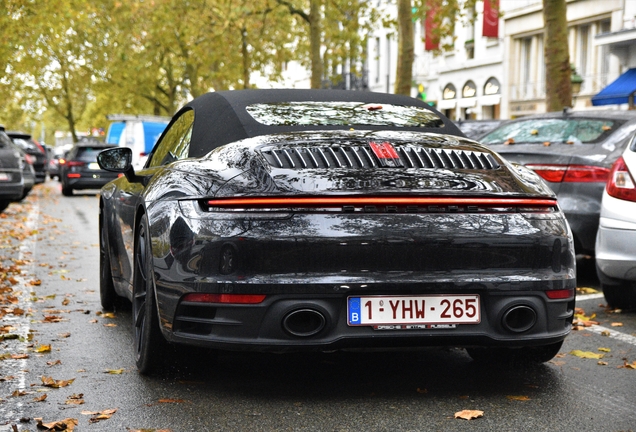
left=241, top=27, right=250, bottom=89
left=309, top=0, right=323, bottom=89
left=543, top=0, right=571, bottom=111
left=395, top=0, right=414, bottom=96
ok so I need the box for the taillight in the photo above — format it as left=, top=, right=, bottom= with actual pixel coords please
left=59, top=158, right=67, bottom=165
left=205, top=196, right=558, bottom=209
left=526, top=164, right=610, bottom=183
left=545, top=288, right=575, bottom=299
left=67, top=161, right=85, bottom=167
left=606, top=156, right=636, bottom=202
left=181, top=293, right=266, bottom=304
left=24, top=154, right=35, bottom=165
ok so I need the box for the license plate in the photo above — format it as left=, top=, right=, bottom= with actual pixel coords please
left=0, top=173, right=9, bottom=181
left=348, top=295, right=480, bottom=326
left=88, top=163, right=100, bottom=170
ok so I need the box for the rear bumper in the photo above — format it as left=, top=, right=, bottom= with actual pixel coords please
left=596, top=217, right=636, bottom=282
left=163, top=290, right=574, bottom=352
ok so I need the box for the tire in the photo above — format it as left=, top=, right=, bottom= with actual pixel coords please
left=466, top=341, right=563, bottom=365
left=99, top=217, right=119, bottom=311
left=133, top=216, right=167, bottom=375
left=602, top=282, right=636, bottom=310
left=0, top=200, right=10, bottom=213
left=18, top=187, right=32, bottom=201
left=62, top=184, right=73, bottom=196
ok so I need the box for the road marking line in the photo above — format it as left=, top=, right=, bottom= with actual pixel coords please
left=586, top=324, right=636, bottom=346
left=576, top=293, right=605, bottom=302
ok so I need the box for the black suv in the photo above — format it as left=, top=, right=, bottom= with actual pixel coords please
left=59, top=139, right=119, bottom=196
left=7, top=131, right=48, bottom=183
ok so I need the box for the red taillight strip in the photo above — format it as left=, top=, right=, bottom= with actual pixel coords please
left=182, top=293, right=266, bottom=304
left=205, top=197, right=558, bottom=208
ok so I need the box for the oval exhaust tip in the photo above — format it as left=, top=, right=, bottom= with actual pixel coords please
left=502, top=305, right=537, bottom=333
left=283, top=309, right=326, bottom=337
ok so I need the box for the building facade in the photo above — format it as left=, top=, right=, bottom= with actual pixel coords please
left=366, top=0, right=635, bottom=119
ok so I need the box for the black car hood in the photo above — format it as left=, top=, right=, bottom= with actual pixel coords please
left=169, top=130, right=555, bottom=199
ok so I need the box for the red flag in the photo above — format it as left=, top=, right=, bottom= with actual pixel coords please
left=425, top=6, right=439, bottom=51
left=483, top=0, right=499, bottom=38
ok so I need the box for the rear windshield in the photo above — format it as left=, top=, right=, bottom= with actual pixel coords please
left=246, top=102, right=444, bottom=128
left=480, top=118, right=621, bottom=145
left=75, top=147, right=109, bottom=162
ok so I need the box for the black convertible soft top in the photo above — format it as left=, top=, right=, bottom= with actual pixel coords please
left=180, top=89, right=465, bottom=158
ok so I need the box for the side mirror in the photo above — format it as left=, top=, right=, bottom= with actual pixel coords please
left=97, top=147, right=142, bottom=183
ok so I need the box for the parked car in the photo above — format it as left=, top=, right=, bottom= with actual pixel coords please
left=59, top=138, right=119, bottom=196
left=595, top=136, right=636, bottom=309
left=98, top=89, right=575, bottom=374
left=0, top=126, right=25, bottom=212
left=479, top=110, right=636, bottom=255
left=48, top=144, right=72, bottom=180
left=14, top=145, right=36, bottom=200
left=454, top=119, right=505, bottom=140
left=7, top=131, right=48, bottom=183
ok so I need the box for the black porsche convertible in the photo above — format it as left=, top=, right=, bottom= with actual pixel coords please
left=97, top=89, right=576, bottom=374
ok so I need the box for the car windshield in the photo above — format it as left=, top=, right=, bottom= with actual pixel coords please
left=246, top=101, right=445, bottom=128
left=480, top=118, right=619, bottom=145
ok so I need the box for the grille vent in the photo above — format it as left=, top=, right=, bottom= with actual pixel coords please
left=260, top=144, right=500, bottom=170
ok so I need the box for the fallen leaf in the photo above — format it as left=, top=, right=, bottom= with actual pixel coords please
left=57, top=333, right=71, bottom=338
left=34, top=344, right=51, bottom=353
left=11, top=353, right=29, bottom=359
left=103, top=323, right=117, bottom=327
left=454, top=409, right=484, bottom=420
left=598, top=361, right=608, bottom=366
left=158, top=398, right=187, bottom=404
left=85, top=408, right=117, bottom=423
left=576, top=287, right=598, bottom=294
left=105, top=369, right=124, bottom=374
left=570, top=350, right=604, bottom=359
left=41, top=376, right=75, bottom=388
left=29, top=279, right=42, bottom=286
left=601, top=330, right=611, bottom=336
left=36, top=417, right=78, bottom=431
left=61, top=299, right=70, bottom=306
left=611, top=322, right=623, bottom=327
left=618, top=361, right=636, bottom=370
left=506, top=395, right=530, bottom=401
left=101, top=312, right=116, bottom=319
left=47, top=360, right=62, bottom=366
left=34, top=394, right=47, bottom=402
left=12, top=390, right=28, bottom=397
left=598, top=347, right=611, bottom=352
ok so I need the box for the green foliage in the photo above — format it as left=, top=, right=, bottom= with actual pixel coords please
left=1, top=0, right=376, bottom=139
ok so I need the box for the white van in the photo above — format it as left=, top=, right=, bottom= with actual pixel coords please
left=105, top=115, right=170, bottom=168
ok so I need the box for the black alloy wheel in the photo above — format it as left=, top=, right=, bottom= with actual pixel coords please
left=99, top=216, right=118, bottom=311
left=133, top=217, right=166, bottom=374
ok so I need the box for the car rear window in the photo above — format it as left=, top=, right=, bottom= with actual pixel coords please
left=246, top=102, right=445, bottom=128
left=480, top=118, right=622, bottom=145
left=75, top=147, right=109, bottom=162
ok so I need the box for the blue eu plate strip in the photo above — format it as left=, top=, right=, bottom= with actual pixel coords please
left=348, top=297, right=361, bottom=324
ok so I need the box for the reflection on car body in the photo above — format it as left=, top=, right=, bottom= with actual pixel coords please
left=97, top=90, right=576, bottom=374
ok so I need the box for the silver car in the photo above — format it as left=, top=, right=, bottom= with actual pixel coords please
left=595, top=135, right=636, bottom=309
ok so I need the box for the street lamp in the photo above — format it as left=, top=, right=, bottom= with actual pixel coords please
left=570, top=65, right=584, bottom=108
left=571, top=65, right=583, bottom=95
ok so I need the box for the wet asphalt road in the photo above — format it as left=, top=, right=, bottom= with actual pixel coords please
left=0, top=181, right=635, bottom=432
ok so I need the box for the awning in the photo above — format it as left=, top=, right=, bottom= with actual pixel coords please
left=591, top=68, right=636, bottom=106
